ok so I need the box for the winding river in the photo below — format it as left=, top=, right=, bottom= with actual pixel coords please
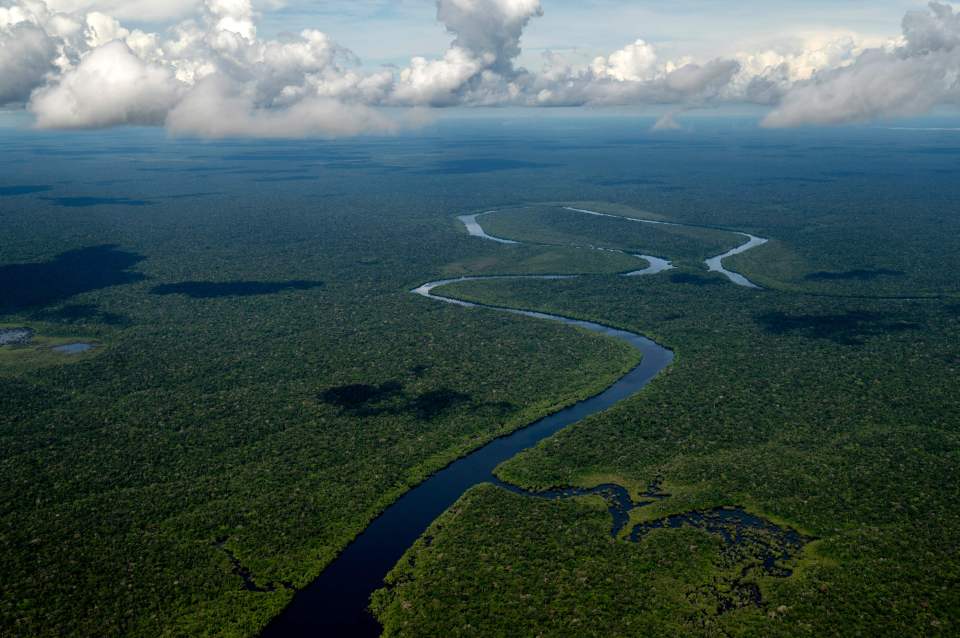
left=261, top=207, right=770, bottom=637
left=561, top=206, right=768, bottom=287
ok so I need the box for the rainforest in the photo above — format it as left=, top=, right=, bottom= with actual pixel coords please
left=2, top=117, right=959, bottom=638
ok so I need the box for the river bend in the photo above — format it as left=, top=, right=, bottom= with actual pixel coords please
left=262, top=206, right=768, bottom=637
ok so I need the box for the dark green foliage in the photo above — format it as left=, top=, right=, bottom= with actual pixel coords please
left=804, top=269, right=904, bottom=282
left=29, top=303, right=127, bottom=325
left=0, top=133, right=643, bottom=637
left=670, top=272, right=724, bottom=286
left=373, top=485, right=798, bottom=637
left=481, top=204, right=742, bottom=268
left=755, top=310, right=922, bottom=345
left=321, top=381, right=487, bottom=420
left=418, top=159, right=556, bottom=174
left=381, top=244, right=959, bottom=636
left=3, top=121, right=960, bottom=637
left=151, top=280, right=325, bottom=298
left=408, top=389, right=473, bottom=420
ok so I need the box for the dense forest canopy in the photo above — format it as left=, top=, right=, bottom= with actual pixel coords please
left=1, top=119, right=958, bottom=636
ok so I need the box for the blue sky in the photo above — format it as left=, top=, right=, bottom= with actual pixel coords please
left=255, top=0, right=926, bottom=67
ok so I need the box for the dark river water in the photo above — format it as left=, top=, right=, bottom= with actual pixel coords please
left=260, top=201, right=783, bottom=636
left=261, top=280, right=674, bottom=637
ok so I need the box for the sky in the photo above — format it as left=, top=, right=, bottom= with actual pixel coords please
left=254, top=1, right=920, bottom=65
left=1, top=0, right=959, bottom=137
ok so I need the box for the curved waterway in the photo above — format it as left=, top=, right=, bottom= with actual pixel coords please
left=561, top=206, right=768, bottom=288
left=461, top=211, right=677, bottom=278
left=263, top=206, right=769, bottom=637
left=262, top=288, right=674, bottom=637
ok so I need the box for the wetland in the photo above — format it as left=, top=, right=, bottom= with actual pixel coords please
left=1, top=120, right=958, bottom=638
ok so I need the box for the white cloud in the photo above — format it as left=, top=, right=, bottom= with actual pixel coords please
left=165, top=74, right=398, bottom=137
left=205, top=0, right=255, bottom=41
left=437, top=0, right=542, bottom=72
left=593, top=39, right=657, bottom=82
left=762, top=49, right=949, bottom=127
left=1, top=0, right=958, bottom=135
left=727, top=32, right=872, bottom=105
left=390, top=0, right=543, bottom=107
left=84, top=11, right=125, bottom=47
left=764, top=2, right=960, bottom=127
left=531, top=42, right=741, bottom=109
left=393, top=47, right=484, bottom=106
left=902, top=1, right=960, bottom=55
left=30, top=39, right=182, bottom=127
left=0, top=22, right=56, bottom=105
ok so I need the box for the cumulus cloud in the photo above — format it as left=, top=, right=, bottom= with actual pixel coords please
left=393, top=47, right=484, bottom=106
left=391, top=0, right=542, bottom=106
left=593, top=39, right=658, bottom=82
left=0, top=22, right=56, bottom=105
left=437, top=0, right=541, bottom=72
left=532, top=44, right=740, bottom=109
left=166, top=75, right=398, bottom=138
left=762, top=50, right=947, bottom=128
left=726, top=33, right=872, bottom=105
left=763, top=2, right=960, bottom=127
left=30, top=40, right=181, bottom=127
left=1, top=0, right=958, bottom=135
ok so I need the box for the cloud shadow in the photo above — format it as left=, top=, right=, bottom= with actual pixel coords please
left=756, top=310, right=921, bottom=345
left=150, top=280, right=324, bottom=299
left=0, top=245, right=146, bottom=314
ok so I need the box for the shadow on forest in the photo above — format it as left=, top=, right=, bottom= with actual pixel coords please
left=409, top=389, right=473, bottom=419
left=821, top=169, right=870, bottom=178
left=419, top=159, right=556, bottom=175
left=805, top=269, right=905, bottom=282
left=320, top=382, right=405, bottom=413
left=756, top=311, right=920, bottom=345
left=0, top=245, right=145, bottom=314
left=254, top=175, right=318, bottom=183
left=150, top=280, right=324, bottom=299
left=750, top=176, right=835, bottom=185
left=409, top=364, right=430, bottom=378
left=587, top=177, right=668, bottom=187
left=162, top=192, right=222, bottom=200
left=30, top=303, right=127, bottom=326
left=670, top=272, right=723, bottom=286
left=42, top=196, right=152, bottom=208
left=0, top=185, right=51, bottom=196
left=320, top=381, right=505, bottom=421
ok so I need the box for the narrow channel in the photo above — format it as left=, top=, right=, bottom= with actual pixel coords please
left=561, top=206, right=768, bottom=287
left=262, top=284, right=674, bottom=637
left=263, top=206, right=768, bottom=637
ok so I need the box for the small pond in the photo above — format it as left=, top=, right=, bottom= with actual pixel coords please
left=0, top=328, right=34, bottom=346
left=53, top=343, right=94, bottom=354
